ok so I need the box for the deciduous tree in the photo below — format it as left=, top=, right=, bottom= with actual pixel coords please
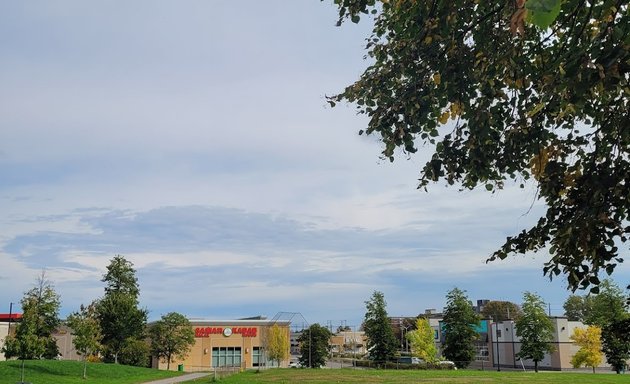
left=563, top=295, right=592, bottom=322
left=583, top=279, right=628, bottom=327
left=149, top=312, right=195, bottom=370
left=102, top=254, right=140, bottom=297
left=66, top=304, right=102, bottom=379
left=297, top=323, right=332, bottom=368
left=570, top=325, right=603, bottom=373
left=406, top=317, right=437, bottom=363
left=362, top=291, right=398, bottom=363
left=96, top=255, right=147, bottom=364
left=481, top=301, right=523, bottom=322
left=516, top=292, right=555, bottom=372
left=601, top=316, right=630, bottom=374
left=442, top=288, right=479, bottom=368
left=329, top=0, right=630, bottom=294
left=265, top=324, right=289, bottom=367
left=1, top=272, right=61, bottom=382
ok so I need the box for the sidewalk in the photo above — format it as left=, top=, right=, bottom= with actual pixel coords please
left=142, top=372, right=212, bottom=383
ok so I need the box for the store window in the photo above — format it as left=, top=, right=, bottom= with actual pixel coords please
left=252, top=347, right=262, bottom=367
left=211, top=347, right=241, bottom=367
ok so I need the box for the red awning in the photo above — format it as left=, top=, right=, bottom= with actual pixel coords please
left=0, top=313, right=22, bottom=321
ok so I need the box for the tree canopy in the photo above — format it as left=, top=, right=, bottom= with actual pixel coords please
left=601, top=316, right=630, bottom=373
left=102, top=254, right=140, bottom=298
left=441, top=288, right=479, bottom=368
left=570, top=325, right=603, bottom=373
left=406, top=317, right=437, bottom=363
left=1, top=272, right=61, bottom=383
left=2, top=272, right=61, bottom=361
left=297, top=323, right=333, bottom=368
left=330, top=0, right=630, bottom=293
left=563, top=279, right=628, bottom=325
left=362, top=291, right=398, bottom=363
left=515, top=292, right=555, bottom=372
left=481, top=300, right=523, bottom=321
left=96, top=255, right=147, bottom=364
left=265, top=324, right=290, bottom=367
left=66, top=303, right=102, bottom=379
left=149, top=312, right=195, bottom=370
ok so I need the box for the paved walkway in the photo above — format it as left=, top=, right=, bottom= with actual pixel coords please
left=142, top=372, right=212, bottom=383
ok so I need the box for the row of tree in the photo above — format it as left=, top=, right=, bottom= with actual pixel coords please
left=1, top=255, right=196, bottom=380
left=360, top=282, right=630, bottom=373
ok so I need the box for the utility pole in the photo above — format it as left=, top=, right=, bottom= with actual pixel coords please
left=8, top=302, right=13, bottom=334
left=494, top=319, right=501, bottom=372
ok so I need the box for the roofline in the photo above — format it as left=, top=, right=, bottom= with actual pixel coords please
left=147, top=319, right=291, bottom=326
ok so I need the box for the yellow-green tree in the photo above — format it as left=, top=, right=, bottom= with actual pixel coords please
left=266, top=324, right=289, bottom=367
left=406, top=317, right=437, bottom=363
left=570, top=325, right=603, bottom=373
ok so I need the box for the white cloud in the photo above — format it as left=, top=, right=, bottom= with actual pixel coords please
left=1, top=1, right=627, bottom=327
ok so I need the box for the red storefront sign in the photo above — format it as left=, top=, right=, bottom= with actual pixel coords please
left=195, top=326, right=257, bottom=338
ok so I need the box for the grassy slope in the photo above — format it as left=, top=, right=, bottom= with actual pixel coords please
left=0, top=360, right=182, bottom=384
left=195, top=368, right=629, bottom=384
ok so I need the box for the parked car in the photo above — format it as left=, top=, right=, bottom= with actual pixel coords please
left=289, top=361, right=302, bottom=368
left=438, top=360, right=457, bottom=370
left=397, top=356, right=424, bottom=364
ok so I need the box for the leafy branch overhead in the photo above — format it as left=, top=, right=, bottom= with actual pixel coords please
left=329, top=0, right=630, bottom=293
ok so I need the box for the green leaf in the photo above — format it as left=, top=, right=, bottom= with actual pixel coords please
left=526, top=0, right=562, bottom=29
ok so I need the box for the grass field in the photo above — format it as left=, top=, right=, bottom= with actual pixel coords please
left=193, top=368, right=629, bottom=384
left=0, top=360, right=182, bottom=384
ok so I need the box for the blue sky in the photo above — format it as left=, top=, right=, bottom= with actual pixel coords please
left=1, top=1, right=628, bottom=328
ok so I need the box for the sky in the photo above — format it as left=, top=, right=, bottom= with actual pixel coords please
left=1, top=1, right=628, bottom=329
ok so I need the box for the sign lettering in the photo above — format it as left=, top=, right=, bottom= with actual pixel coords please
left=195, top=327, right=257, bottom=338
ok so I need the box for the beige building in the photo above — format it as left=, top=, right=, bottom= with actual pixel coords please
left=330, top=331, right=368, bottom=356
left=153, top=319, right=291, bottom=372
left=53, top=324, right=83, bottom=361
left=0, top=322, right=8, bottom=361
left=489, top=317, right=611, bottom=371
left=0, top=313, right=21, bottom=361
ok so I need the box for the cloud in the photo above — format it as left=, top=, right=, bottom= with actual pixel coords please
left=0, top=197, right=585, bottom=324
left=1, top=1, right=628, bottom=329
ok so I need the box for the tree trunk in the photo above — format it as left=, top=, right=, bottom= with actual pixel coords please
left=592, top=366, right=595, bottom=374
left=83, top=357, right=88, bottom=379
left=20, top=358, right=25, bottom=383
left=167, top=353, right=170, bottom=370
left=534, top=360, right=538, bottom=373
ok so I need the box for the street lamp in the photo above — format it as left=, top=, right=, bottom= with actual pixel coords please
left=493, top=320, right=501, bottom=372
left=8, top=302, right=13, bottom=334
left=401, top=324, right=412, bottom=353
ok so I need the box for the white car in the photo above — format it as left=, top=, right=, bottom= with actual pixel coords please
left=438, top=360, right=457, bottom=370
left=288, top=361, right=302, bottom=368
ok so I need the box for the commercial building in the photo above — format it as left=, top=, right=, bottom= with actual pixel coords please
left=53, top=324, right=82, bottom=361
left=0, top=313, right=21, bottom=362
left=489, top=317, right=612, bottom=371
left=329, top=330, right=368, bottom=356
left=153, top=318, right=291, bottom=371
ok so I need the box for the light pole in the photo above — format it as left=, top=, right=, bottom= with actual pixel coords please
left=401, top=324, right=412, bottom=353
left=493, top=320, right=501, bottom=372
left=8, top=302, right=13, bottom=334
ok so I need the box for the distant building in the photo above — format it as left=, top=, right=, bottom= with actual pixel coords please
left=0, top=313, right=21, bottom=362
left=330, top=330, right=368, bottom=356
left=152, top=318, right=291, bottom=371
left=52, top=324, right=82, bottom=361
left=489, top=317, right=613, bottom=371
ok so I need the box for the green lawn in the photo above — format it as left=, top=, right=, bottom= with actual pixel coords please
left=0, top=360, right=182, bottom=384
left=193, top=368, right=629, bottom=384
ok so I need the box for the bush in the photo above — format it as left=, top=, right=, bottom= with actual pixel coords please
left=353, top=359, right=456, bottom=370
left=118, top=338, right=151, bottom=367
